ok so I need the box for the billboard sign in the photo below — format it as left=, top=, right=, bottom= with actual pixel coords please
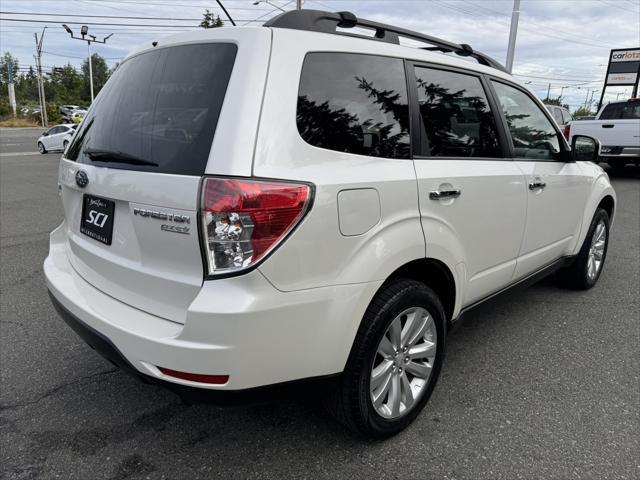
left=598, top=47, right=640, bottom=110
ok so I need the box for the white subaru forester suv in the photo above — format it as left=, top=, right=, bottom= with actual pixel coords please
left=45, top=10, right=616, bottom=437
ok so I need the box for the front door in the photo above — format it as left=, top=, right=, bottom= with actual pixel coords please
left=409, top=65, right=527, bottom=306
left=490, top=80, right=591, bottom=279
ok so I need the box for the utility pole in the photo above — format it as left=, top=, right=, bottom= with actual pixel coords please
left=583, top=88, right=591, bottom=110
left=296, top=0, right=302, bottom=9
left=87, top=41, right=94, bottom=101
left=34, top=27, right=48, bottom=127
left=7, top=59, right=16, bottom=117
left=62, top=25, right=113, bottom=103
left=588, top=90, right=597, bottom=111
left=505, top=0, right=520, bottom=73
left=546, top=83, right=551, bottom=100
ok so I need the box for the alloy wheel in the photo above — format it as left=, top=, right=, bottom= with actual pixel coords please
left=587, top=219, right=606, bottom=281
left=369, top=307, right=437, bottom=419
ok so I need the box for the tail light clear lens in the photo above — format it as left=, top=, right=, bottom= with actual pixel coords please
left=200, top=177, right=312, bottom=276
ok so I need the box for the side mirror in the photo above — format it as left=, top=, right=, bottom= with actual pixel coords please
left=571, top=135, right=600, bottom=163
left=42, top=131, right=49, bottom=136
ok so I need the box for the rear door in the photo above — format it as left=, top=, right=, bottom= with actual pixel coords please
left=490, top=80, right=591, bottom=279
left=409, top=64, right=527, bottom=305
left=59, top=41, right=241, bottom=323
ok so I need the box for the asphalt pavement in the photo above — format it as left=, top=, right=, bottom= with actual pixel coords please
left=1, top=127, right=638, bottom=480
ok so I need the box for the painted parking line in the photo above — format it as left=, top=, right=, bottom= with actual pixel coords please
left=0, top=151, right=42, bottom=157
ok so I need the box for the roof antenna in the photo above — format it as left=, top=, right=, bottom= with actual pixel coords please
left=216, top=0, right=236, bottom=26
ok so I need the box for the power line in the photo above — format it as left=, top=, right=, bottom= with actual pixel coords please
left=431, top=0, right=613, bottom=49
left=1, top=11, right=205, bottom=20
left=0, top=17, right=265, bottom=26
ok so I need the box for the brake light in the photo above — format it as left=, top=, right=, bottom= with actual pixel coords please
left=200, top=177, right=312, bottom=276
left=563, top=123, right=571, bottom=140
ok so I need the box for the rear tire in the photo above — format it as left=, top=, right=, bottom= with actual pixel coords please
left=559, top=208, right=609, bottom=290
left=37, top=142, right=46, bottom=154
left=325, top=279, right=446, bottom=438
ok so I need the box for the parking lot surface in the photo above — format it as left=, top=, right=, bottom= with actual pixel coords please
left=1, top=127, right=638, bottom=480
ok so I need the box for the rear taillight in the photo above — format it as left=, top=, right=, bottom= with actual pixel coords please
left=200, top=177, right=312, bottom=276
left=563, top=124, right=571, bottom=140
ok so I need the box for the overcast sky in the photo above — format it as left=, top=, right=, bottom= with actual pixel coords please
left=1, top=0, right=639, bottom=110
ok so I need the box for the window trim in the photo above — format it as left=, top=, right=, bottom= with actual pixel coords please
left=487, top=76, right=572, bottom=163
left=296, top=51, right=413, bottom=161
left=406, top=61, right=511, bottom=161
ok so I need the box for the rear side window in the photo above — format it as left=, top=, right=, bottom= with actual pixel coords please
left=413, top=67, right=501, bottom=158
left=297, top=53, right=410, bottom=159
left=66, top=43, right=237, bottom=175
left=621, top=103, right=640, bottom=119
left=552, top=107, right=563, bottom=125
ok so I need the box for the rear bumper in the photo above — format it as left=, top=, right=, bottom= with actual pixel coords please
left=44, top=223, right=381, bottom=394
left=48, top=293, right=340, bottom=404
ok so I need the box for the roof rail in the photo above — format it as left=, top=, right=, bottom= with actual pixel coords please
left=264, top=10, right=507, bottom=72
left=264, top=10, right=507, bottom=73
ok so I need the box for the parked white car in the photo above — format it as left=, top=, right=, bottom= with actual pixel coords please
left=569, top=99, right=640, bottom=168
left=44, top=10, right=616, bottom=437
left=37, top=124, right=77, bottom=153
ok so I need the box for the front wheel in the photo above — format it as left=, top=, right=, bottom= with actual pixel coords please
left=37, top=142, right=46, bottom=154
left=325, top=279, right=446, bottom=438
left=559, top=208, right=610, bottom=290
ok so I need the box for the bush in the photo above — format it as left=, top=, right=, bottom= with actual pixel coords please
left=46, top=102, right=61, bottom=124
left=0, top=98, right=10, bottom=117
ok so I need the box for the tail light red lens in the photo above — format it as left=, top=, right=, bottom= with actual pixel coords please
left=563, top=124, right=571, bottom=140
left=200, top=177, right=312, bottom=276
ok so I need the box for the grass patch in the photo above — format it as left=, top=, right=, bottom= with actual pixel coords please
left=0, top=117, right=41, bottom=128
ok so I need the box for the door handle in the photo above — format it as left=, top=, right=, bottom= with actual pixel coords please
left=602, top=124, right=614, bottom=128
left=528, top=181, right=547, bottom=190
left=429, top=189, right=461, bottom=200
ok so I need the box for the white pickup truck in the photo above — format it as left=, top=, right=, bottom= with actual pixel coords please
left=569, top=99, right=640, bottom=168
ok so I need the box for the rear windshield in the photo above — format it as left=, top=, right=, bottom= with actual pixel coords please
left=600, top=102, right=640, bottom=120
left=66, top=43, right=237, bottom=175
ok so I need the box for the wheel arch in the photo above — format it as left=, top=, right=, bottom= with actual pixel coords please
left=597, top=195, right=615, bottom=222
left=385, top=258, right=457, bottom=324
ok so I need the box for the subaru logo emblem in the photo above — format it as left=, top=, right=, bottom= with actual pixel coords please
left=75, top=170, right=89, bottom=188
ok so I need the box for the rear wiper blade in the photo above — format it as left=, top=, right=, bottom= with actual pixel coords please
left=84, top=148, right=159, bottom=167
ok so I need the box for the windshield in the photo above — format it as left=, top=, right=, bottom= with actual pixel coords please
left=66, top=42, right=237, bottom=175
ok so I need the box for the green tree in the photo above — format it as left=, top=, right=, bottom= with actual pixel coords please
left=0, top=52, right=19, bottom=86
left=15, top=66, right=39, bottom=104
left=81, top=53, right=110, bottom=101
left=200, top=9, right=224, bottom=28
left=542, top=96, right=569, bottom=109
left=572, top=106, right=594, bottom=118
left=46, top=63, right=84, bottom=104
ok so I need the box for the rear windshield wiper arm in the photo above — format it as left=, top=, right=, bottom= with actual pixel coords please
left=84, top=148, right=159, bottom=167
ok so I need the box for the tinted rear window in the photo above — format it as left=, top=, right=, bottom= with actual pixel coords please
left=296, top=53, right=410, bottom=159
left=66, top=43, right=237, bottom=175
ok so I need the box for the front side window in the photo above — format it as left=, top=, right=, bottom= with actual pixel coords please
left=297, top=53, right=410, bottom=159
left=413, top=67, right=501, bottom=158
left=492, top=81, right=562, bottom=161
